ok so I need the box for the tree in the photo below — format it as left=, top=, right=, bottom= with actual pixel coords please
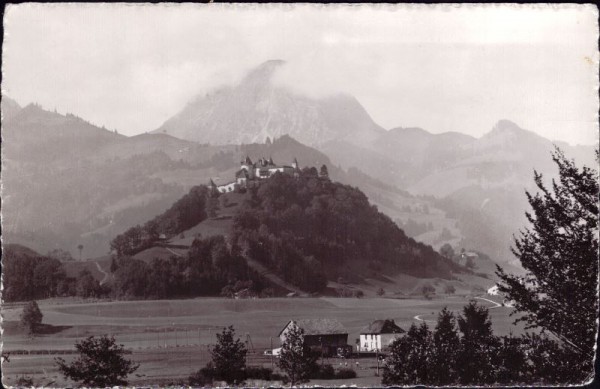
left=444, top=284, right=456, bottom=294
left=382, top=322, right=432, bottom=385
left=421, top=283, right=435, bottom=299
left=439, top=243, right=455, bottom=259
left=77, top=244, right=84, bottom=261
left=496, top=148, right=598, bottom=376
left=55, top=335, right=139, bottom=387
left=76, top=269, right=100, bottom=298
left=210, top=326, right=247, bottom=384
left=376, top=287, right=385, bottom=296
left=278, top=324, right=318, bottom=386
left=456, top=301, right=499, bottom=385
left=207, top=196, right=219, bottom=218
left=20, top=300, right=43, bottom=334
left=110, top=256, right=118, bottom=273
left=465, top=256, right=476, bottom=269
left=319, top=164, right=329, bottom=178
left=429, top=307, right=459, bottom=385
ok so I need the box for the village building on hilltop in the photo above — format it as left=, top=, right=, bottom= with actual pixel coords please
left=210, top=156, right=299, bottom=193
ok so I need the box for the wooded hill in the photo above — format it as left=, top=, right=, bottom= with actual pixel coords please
left=108, top=169, right=465, bottom=297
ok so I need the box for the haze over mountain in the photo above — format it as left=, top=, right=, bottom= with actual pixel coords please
left=152, top=60, right=596, bottom=264
left=3, top=101, right=433, bottom=260
left=154, top=60, right=385, bottom=147
left=3, top=59, right=596, bottom=272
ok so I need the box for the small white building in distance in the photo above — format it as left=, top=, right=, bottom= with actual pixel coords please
left=359, top=319, right=405, bottom=352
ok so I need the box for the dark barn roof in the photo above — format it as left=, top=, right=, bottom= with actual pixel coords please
left=279, top=319, right=347, bottom=337
left=361, top=319, right=405, bottom=335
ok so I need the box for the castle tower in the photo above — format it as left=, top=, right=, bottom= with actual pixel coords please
left=292, top=158, right=298, bottom=170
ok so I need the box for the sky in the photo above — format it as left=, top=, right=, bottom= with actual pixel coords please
left=3, top=3, right=599, bottom=145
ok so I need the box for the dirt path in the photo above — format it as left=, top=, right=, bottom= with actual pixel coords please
left=165, top=247, right=183, bottom=257
left=474, top=296, right=502, bottom=309
left=95, top=261, right=110, bottom=285
left=244, top=256, right=307, bottom=296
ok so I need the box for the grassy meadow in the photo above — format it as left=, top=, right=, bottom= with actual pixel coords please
left=1, top=295, right=527, bottom=387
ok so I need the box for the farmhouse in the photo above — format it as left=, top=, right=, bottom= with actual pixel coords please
left=359, top=319, right=405, bottom=352
left=210, top=156, right=299, bottom=193
left=279, top=319, right=349, bottom=356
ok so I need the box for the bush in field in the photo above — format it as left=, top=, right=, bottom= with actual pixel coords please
left=16, top=376, right=34, bottom=386
left=335, top=368, right=357, bottom=379
left=421, top=284, right=435, bottom=299
left=55, top=335, right=139, bottom=387
left=444, top=284, right=456, bottom=294
left=20, top=300, right=43, bottom=334
left=244, top=366, right=275, bottom=381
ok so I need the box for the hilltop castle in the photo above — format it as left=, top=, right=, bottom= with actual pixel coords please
left=210, top=156, right=299, bottom=193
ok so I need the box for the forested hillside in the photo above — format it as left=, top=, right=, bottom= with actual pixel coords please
left=230, top=169, right=463, bottom=292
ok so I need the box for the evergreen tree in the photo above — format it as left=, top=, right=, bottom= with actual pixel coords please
left=278, top=324, right=318, bottom=386
left=55, top=335, right=139, bottom=387
left=439, top=243, right=455, bottom=259
left=110, top=256, right=118, bottom=273
left=429, top=307, right=459, bottom=385
left=319, top=164, right=329, bottom=178
left=20, top=300, right=43, bottom=334
left=210, top=326, right=247, bottom=384
left=456, top=301, right=499, bottom=385
left=496, top=148, right=598, bottom=376
left=496, top=334, right=528, bottom=384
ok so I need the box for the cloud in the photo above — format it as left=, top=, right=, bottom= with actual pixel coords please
left=3, top=3, right=598, bottom=144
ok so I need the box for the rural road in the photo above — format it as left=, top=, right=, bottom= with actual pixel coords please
left=165, top=247, right=183, bottom=257
left=474, top=296, right=502, bottom=309
left=413, top=314, right=436, bottom=323
left=95, top=262, right=110, bottom=285
left=413, top=295, right=504, bottom=322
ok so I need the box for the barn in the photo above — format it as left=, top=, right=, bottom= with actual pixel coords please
left=279, top=319, right=349, bottom=356
left=359, top=319, right=405, bottom=352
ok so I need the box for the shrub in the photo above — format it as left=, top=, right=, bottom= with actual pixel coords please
left=311, top=364, right=335, bottom=379
left=16, top=376, right=34, bottom=386
left=245, top=366, right=274, bottom=380
left=335, top=368, right=357, bottom=379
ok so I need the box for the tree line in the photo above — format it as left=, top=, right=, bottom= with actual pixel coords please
left=110, top=185, right=210, bottom=256
left=383, top=302, right=586, bottom=385
left=109, top=235, right=268, bottom=299
left=3, top=245, right=106, bottom=302
left=384, top=148, right=598, bottom=385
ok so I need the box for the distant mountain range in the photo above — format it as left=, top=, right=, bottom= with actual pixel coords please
left=154, top=60, right=385, bottom=147
left=1, top=101, right=420, bottom=259
left=2, top=60, right=596, bottom=272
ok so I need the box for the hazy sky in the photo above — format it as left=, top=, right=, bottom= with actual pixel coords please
left=3, top=3, right=598, bottom=145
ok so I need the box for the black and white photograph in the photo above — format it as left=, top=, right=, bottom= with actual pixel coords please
left=1, top=3, right=598, bottom=387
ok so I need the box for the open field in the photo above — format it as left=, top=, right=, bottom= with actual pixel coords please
left=1, top=295, right=527, bottom=387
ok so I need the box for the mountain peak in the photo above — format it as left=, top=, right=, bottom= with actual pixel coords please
left=242, top=59, right=286, bottom=84
left=491, top=119, right=523, bottom=133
